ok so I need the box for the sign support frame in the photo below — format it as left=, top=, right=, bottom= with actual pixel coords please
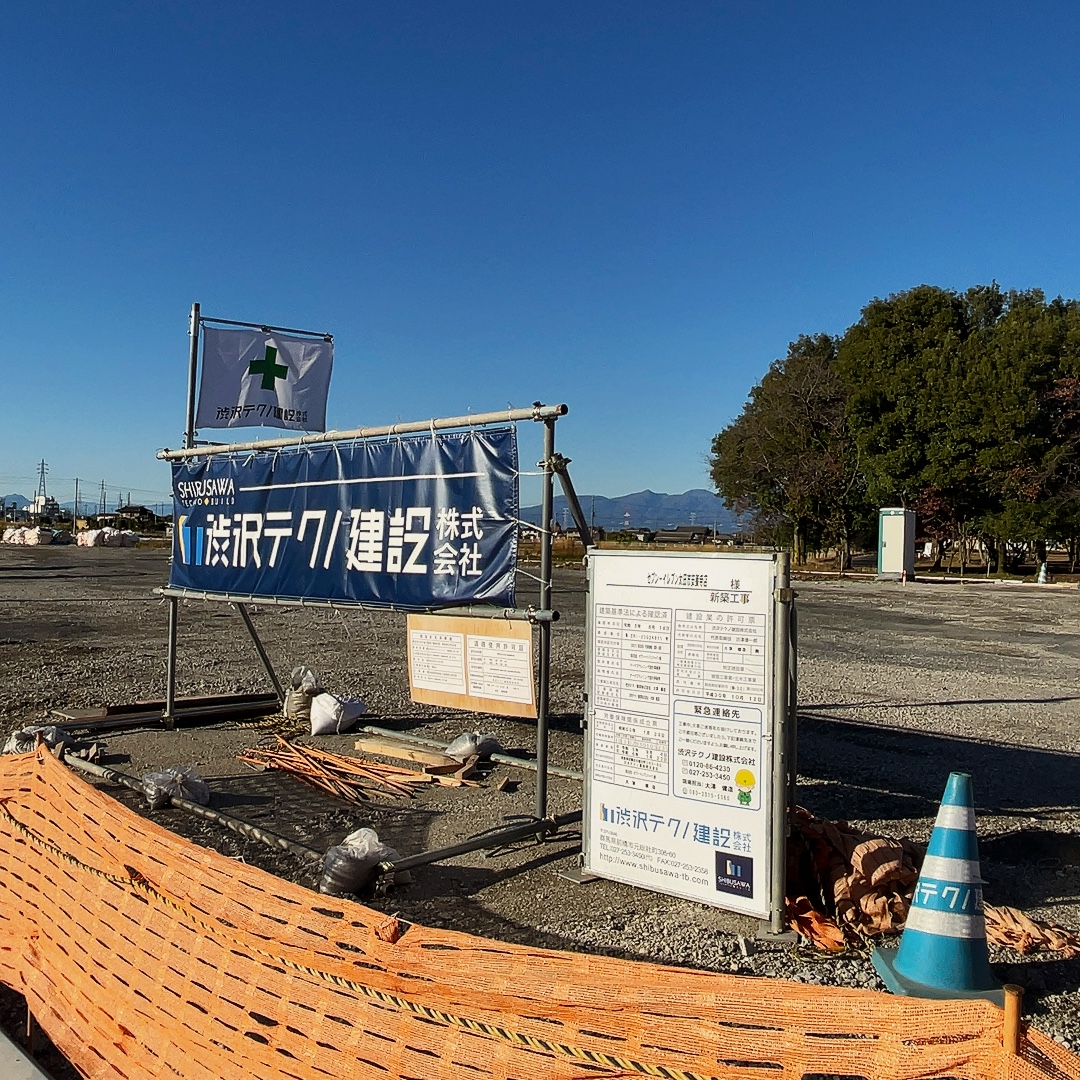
left=766, top=550, right=795, bottom=937
left=158, top=398, right=572, bottom=836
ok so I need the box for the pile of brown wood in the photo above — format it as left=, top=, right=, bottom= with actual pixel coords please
left=239, top=737, right=469, bottom=805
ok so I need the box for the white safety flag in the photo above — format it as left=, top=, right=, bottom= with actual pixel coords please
left=195, top=326, right=333, bottom=432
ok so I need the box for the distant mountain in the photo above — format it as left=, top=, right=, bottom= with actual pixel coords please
left=520, top=488, right=744, bottom=532
left=1, top=493, right=30, bottom=510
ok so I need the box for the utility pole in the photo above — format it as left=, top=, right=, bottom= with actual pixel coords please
left=73, top=477, right=79, bottom=525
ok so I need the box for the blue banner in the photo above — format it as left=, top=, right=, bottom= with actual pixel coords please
left=170, top=428, right=518, bottom=609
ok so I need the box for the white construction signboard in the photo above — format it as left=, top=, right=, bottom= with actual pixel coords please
left=583, top=550, right=784, bottom=918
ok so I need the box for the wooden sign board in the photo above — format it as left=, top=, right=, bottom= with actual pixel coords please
left=406, top=613, right=537, bottom=719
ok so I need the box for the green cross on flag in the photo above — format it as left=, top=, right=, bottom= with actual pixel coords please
left=248, top=345, right=288, bottom=390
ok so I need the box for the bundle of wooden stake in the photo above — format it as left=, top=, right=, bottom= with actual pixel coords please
left=239, top=736, right=443, bottom=803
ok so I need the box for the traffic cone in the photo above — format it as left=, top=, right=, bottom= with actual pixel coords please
left=873, top=772, right=1004, bottom=1005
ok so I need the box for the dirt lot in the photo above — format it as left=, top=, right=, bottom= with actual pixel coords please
left=1, top=544, right=1079, bottom=1073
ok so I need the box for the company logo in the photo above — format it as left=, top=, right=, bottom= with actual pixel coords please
left=715, top=853, right=754, bottom=898
left=175, top=477, right=236, bottom=507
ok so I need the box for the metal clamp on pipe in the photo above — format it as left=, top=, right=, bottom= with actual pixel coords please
left=374, top=809, right=583, bottom=877
left=545, top=451, right=594, bottom=551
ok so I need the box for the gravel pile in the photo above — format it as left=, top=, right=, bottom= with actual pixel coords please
left=1, top=547, right=1078, bottom=1068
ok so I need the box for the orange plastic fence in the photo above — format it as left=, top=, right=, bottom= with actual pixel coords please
left=0, top=747, right=1077, bottom=1080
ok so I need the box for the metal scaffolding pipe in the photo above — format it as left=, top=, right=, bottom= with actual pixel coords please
left=63, top=754, right=323, bottom=865
left=535, top=418, right=556, bottom=824
left=377, top=809, right=582, bottom=875
left=155, top=587, right=556, bottom=622
left=235, top=602, right=285, bottom=702
left=164, top=595, right=178, bottom=729
left=159, top=403, right=569, bottom=460
left=550, top=453, right=593, bottom=550
left=184, top=302, right=200, bottom=450
left=769, top=552, right=793, bottom=936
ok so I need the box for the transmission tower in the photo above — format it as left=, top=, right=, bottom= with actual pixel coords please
left=36, top=459, right=48, bottom=499
left=99, top=480, right=107, bottom=516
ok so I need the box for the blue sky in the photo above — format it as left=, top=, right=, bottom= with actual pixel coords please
left=4, top=1, right=1080, bottom=511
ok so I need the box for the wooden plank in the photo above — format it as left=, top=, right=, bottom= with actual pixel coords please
left=53, top=692, right=279, bottom=723
left=51, top=707, right=108, bottom=721
left=422, top=761, right=467, bottom=775
left=105, top=692, right=279, bottom=716
left=353, top=736, right=459, bottom=769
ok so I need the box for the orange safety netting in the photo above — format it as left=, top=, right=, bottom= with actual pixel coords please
left=0, top=747, right=1077, bottom=1080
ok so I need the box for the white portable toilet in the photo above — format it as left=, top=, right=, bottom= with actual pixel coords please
left=878, top=508, right=916, bottom=579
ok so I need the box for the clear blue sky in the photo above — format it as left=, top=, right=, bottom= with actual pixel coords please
left=4, top=1, right=1080, bottom=511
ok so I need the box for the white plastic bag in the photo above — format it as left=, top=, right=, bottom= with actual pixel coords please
left=445, top=731, right=502, bottom=761
left=141, top=766, right=211, bottom=810
left=3, top=725, right=74, bottom=755
left=309, top=692, right=366, bottom=736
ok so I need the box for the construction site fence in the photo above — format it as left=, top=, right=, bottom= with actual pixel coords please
left=0, top=748, right=1077, bottom=1080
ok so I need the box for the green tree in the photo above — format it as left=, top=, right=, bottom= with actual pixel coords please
left=973, top=294, right=1080, bottom=565
left=710, top=334, right=866, bottom=565
left=836, top=285, right=983, bottom=534
left=718, top=283, right=1080, bottom=574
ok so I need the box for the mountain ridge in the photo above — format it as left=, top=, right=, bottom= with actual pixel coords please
left=520, top=487, right=742, bottom=531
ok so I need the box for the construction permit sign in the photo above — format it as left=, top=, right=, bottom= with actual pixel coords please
left=582, top=550, right=785, bottom=918
left=407, top=613, right=536, bottom=719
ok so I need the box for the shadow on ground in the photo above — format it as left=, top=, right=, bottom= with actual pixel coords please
left=796, top=712, right=1080, bottom=820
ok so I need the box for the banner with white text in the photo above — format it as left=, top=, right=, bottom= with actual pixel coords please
left=170, top=428, right=518, bottom=609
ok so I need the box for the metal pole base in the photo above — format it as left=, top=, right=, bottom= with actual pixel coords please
left=558, top=865, right=600, bottom=885
left=756, top=919, right=798, bottom=944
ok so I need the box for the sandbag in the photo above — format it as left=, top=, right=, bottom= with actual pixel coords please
left=3, top=725, right=75, bottom=755
left=309, top=692, right=366, bottom=736
left=319, top=828, right=403, bottom=895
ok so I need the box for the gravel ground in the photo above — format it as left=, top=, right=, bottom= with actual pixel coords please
left=1, top=545, right=1078, bottom=1075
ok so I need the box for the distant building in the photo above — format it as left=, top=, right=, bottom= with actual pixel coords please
left=24, top=495, right=62, bottom=521
left=653, top=525, right=713, bottom=544
left=112, top=504, right=166, bottom=529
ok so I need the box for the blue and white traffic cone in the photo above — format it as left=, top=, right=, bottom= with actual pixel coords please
left=873, top=772, right=1003, bottom=1005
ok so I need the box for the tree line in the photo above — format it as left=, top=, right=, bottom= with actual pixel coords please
left=710, top=284, right=1080, bottom=571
